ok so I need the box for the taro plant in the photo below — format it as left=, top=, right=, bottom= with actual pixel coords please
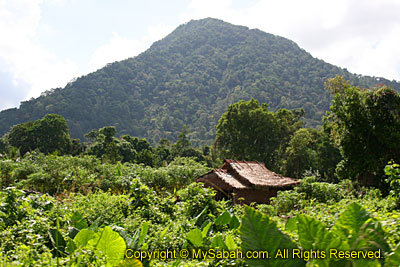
left=240, top=202, right=400, bottom=267
left=47, top=212, right=146, bottom=266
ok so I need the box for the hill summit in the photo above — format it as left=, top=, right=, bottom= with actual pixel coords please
left=1, top=18, right=398, bottom=145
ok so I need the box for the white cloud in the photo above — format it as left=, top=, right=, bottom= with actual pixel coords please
left=89, top=23, right=174, bottom=71
left=181, top=0, right=237, bottom=21
left=180, top=0, right=400, bottom=81
left=0, top=0, right=78, bottom=108
left=88, top=32, right=142, bottom=71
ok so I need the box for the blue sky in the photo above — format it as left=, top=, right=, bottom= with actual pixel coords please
left=1, top=0, right=400, bottom=111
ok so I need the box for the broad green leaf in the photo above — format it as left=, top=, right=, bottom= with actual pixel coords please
left=352, top=259, right=381, bottom=267
left=73, top=229, right=96, bottom=248
left=186, top=229, right=203, bottom=247
left=138, top=222, right=148, bottom=247
left=297, top=214, right=343, bottom=251
left=211, top=236, right=228, bottom=250
left=200, top=220, right=210, bottom=230
left=285, top=217, right=297, bottom=232
left=66, top=238, right=77, bottom=254
left=68, top=226, right=80, bottom=239
left=332, top=203, right=390, bottom=253
left=90, top=226, right=127, bottom=266
left=215, top=211, right=231, bottom=226
left=296, top=214, right=344, bottom=267
left=332, top=203, right=370, bottom=246
left=201, top=222, right=212, bottom=238
left=71, top=212, right=88, bottom=230
left=229, top=215, right=240, bottom=229
left=118, top=230, right=134, bottom=249
left=225, top=234, right=237, bottom=250
left=385, top=244, right=400, bottom=267
left=48, top=228, right=66, bottom=255
left=170, top=259, right=182, bottom=267
left=240, top=206, right=306, bottom=267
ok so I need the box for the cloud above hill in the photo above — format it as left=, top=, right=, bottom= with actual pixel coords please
left=0, top=0, right=399, bottom=111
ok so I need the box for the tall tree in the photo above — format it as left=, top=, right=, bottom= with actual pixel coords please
left=171, top=126, right=204, bottom=161
left=215, top=98, right=302, bottom=169
left=282, top=127, right=341, bottom=180
left=31, top=114, right=71, bottom=154
left=324, top=76, right=400, bottom=187
left=284, top=128, right=314, bottom=179
left=6, top=114, right=71, bottom=155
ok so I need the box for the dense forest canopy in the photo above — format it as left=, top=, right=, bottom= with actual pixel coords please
left=0, top=18, right=399, bottom=146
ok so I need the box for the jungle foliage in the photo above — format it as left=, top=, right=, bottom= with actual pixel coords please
left=324, top=76, right=400, bottom=188
left=0, top=162, right=399, bottom=266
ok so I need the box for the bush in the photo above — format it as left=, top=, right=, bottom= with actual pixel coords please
left=0, top=188, right=57, bottom=254
left=0, top=160, right=14, bottom=188
left=63, top=192, right=131, bottom=226
left=176, top=182, right=221, bottom=226
left=296, top=176, right=345, bottom=202
left=270, top=190, right=305, bottom=215
left=385, top=161, right=400, bottom=206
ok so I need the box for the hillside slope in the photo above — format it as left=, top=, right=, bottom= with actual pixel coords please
left=1, top=18, right=398, bottom=145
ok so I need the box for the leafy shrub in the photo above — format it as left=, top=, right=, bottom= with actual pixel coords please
left=0, top=160, right=14, bottom=188
left=165, top=157, right=209, bottom=187
left=385, top=161, right=400, bottom=206
left=0, top=189, right=57, bottom=255
left=268, top=176, right=347, bottom=215
left=176, top=183, right=226, bottom=229
left=63, top=192, right=131, bottom=226
left=12, top=161, right=40, bottom=182
left=269, top=190, right=305, bottom=215
left=133, top=157, right=210, bottom=190
left=0, top=244, right=55, bottom=266
left=296, top=176, right=345, bottom=202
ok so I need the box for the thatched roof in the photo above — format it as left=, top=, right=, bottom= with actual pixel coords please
left=212, top=169, right=248, bottom=189
left=222, top=159, right=300, bottom=189
left=197, top=159, right=299, bottom=191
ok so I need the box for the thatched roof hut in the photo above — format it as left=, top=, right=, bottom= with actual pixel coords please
left=197, top=159, right=300, bottom=204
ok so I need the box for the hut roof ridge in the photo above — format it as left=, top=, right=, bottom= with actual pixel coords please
left=222, top=159, right=299, bottom=188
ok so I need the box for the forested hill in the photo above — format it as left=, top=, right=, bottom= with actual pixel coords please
left=1, top=18, right=399, bottom=145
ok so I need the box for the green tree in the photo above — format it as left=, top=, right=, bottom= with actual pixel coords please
left=284, top=128, right=314, bottom=179
left=121, top=135, right=152, bottom=153
left=68, top=138, right=85, bottom=156
left=117, top=139, right=136, bottom=163
left=121, top=135, right=155, bottom=165
left=172, top=126, right=192, bottom=153
left=154, top=138, right=171, bottom=167
left=86, top=126, right=122, bottom=163
left=31, top=114, right=71, bottom=154
left=171, top=127, right=204, bottom=161
left=215, top=99, right=302, bottom=169
left=0, top=137, right=7, bottom=154
left=324, top=76, right=400, bottom=187
left=282, top=127, right=341, bottom=181
left=312, top=128, right=341, bottom=182
left=6, top=122, right=34, bottom=155
left=6, top=114, right=71, bottom=155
